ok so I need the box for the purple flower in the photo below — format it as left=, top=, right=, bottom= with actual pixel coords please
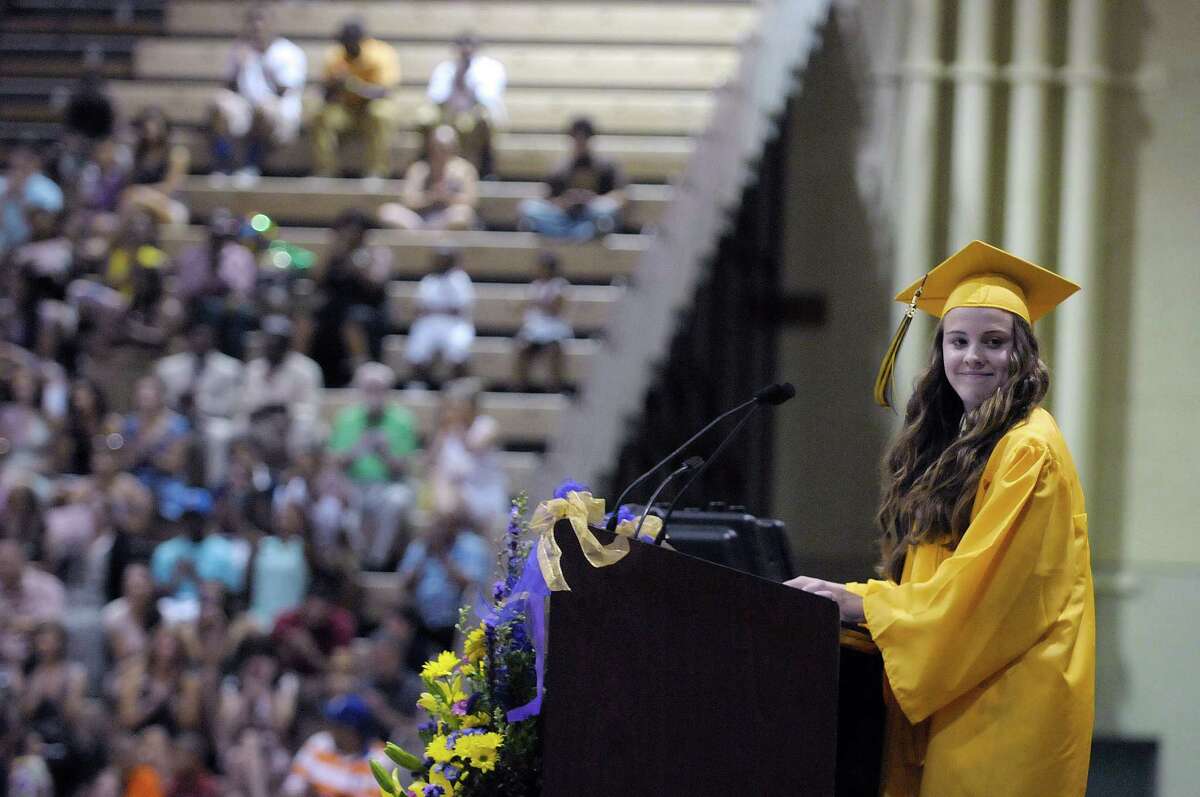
left=451, top=700, right=469, bottom=716
left=418, top=720, right=436, bottom=734
left=603, top=505, right=638, bottom=526
left=553, top=478, right=590, bottom=499
left=423, top=786, right=444, bottom=797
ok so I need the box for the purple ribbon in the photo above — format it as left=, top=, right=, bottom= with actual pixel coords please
left=476, top=547, right=550, bottom=722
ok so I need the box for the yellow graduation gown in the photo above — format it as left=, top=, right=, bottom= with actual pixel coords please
left=847, top=407, right=1095, bottom=796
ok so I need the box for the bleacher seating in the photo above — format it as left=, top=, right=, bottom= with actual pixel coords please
left=0, top=0, right=760, bottom=499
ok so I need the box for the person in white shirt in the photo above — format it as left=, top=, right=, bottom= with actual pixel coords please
left=404, top=245, right=475, bottom=387
left=209, top=4, right=307, bottom=185
left=515, top=250, right=573, bottom=392
left=154, top=318, right=244, bottom=484
left=239, top=315, right=324, bottom=449
left=420, top=32, right=507, bottom=177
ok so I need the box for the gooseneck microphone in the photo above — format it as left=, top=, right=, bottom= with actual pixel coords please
left=605, top=383, right=795, bottom=532
left=632, top=456, right=703, bottom=542
left=656, top=384, right=796, bottom=543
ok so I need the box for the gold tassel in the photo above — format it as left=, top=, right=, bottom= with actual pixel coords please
left=874, top=276, right=927, bottom=410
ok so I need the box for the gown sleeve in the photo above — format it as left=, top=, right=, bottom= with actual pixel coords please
left=860, top=437, right=1077, bottom=724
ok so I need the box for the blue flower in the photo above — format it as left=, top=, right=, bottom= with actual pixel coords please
left=603, top=505, right=638, bottom=526
left=553, top=478, right=590, bottom=499
left=423, top=786, right=445, bottom=797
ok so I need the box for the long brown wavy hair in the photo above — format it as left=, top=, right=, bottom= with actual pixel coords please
left=875, top=313, right=1049, bottom=582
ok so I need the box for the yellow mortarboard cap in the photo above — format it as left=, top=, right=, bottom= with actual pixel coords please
left=874, top=240, right=1080, bottom=409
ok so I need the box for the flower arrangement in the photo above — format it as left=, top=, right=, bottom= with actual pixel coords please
left=372, top=483, right=661, bottom=797
left=372, top=496, right=543, bottom=797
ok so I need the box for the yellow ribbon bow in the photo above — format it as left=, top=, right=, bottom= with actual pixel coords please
left=530, top=491, right=661, bottom=591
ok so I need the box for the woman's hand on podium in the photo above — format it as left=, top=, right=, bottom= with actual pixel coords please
left=783, top=576, right=866, bottom=624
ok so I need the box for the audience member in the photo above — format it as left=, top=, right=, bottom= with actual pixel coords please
left=404, top=245, right=475, bottom=387
left=282, top=694, right=386, bottom=797
left=328, top=362, right=416, bottom=570
left=309, top=209, right=391, bottom=388
left=271, top=578, right=356, bottom=677
left=427, top=378, right=508, bottom=537
left=378, top=124, right=479, bottom=231
left=518, top=116, right=627, bottom=240
left=0, top=540, right=66, bottom=664
left=0, top=365, right=55, bottom=477
left=1, top=147, right=64, bottom=256
left=115, top=624, right=202, bottom=734
left=515, top=250, right=574, bottom=392
left=396, top=506, right=490, bottom=668
left=239, top=315, right=324, bottom=450
left=311, top=19, right=401, bottom=180
left=421, top=32, right=507, bottom=177
left=104, top=478, right=162, bottom=603
left=102, top=562, right=162, bottom=662
left=155, top=318, right=244, bottom=484
left=215, top=635, right=298, bottom=797
left=122, top=107, right=190, bottom=226
left=121, top=374, right=190, bottom=478
left=150, top=504, right=225, bottom=602
left=210, top=4, right=307, bottom=186
left=246, top=501, right=310, bottom=631
left=171, top=209, right=259, bottom=354
left=167, top=733, right=220, bottom=797
left=358, top=607, right=421, bottom=742
left=57, top=377, right=109, bottom=475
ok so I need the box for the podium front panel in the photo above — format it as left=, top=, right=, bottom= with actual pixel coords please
left=542, top=520, right=841, bottom=796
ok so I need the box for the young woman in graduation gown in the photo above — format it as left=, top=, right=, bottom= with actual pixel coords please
left=786, top=241, right=1096, bottom=797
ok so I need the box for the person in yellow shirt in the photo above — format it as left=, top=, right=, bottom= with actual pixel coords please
left=786, top=240, right=1095, bottom=796
left=310, top=19, right=401, bottom=179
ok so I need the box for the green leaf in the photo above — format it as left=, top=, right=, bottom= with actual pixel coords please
left=370, top=760, right=397, bottom=795
left=384, top=742, right=426, bottom=772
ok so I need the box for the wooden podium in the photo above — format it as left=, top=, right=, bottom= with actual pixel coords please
left=541, top=519, right=884, bottom=796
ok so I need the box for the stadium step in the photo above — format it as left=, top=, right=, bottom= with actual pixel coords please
left=176, top=176, right=670, bottom=230
left=381, top=335, right=599, bottom=388
left=157, top=226, right=645, bottom=284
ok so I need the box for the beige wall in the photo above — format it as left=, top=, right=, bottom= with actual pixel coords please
left=773, top=2, right=1200, bottom=793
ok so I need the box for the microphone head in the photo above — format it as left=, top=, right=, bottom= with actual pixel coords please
left=755, top=382, right=796, bottom=406
left=682, top=455, right=705, bottom=470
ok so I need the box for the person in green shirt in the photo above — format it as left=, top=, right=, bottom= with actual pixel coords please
left=328, top=363, right=417, bottom=569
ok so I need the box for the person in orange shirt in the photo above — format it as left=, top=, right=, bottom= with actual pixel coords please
left=310, top=19, right=401, bottom=179
left=786, top=241, right=1095, bottom=796
left=282, top=694, right=388, bottom=797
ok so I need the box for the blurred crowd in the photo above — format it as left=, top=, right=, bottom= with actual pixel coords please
left=0, top=3, right=633, bottom=795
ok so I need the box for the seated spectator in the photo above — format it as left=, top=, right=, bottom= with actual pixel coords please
left=0, top=539, right=66, bottom=665
left=0, top=364, right=55, bottom=477
left=172, top=209, right=259, bottom=357
left=282, top=694, right=387, bottom=797
left=378, top=125, right=479, bottom=232
left=114, top=624, right=202, bottom=734
left=271, top=577, right=356, bottom=677
left=358, top=607, right=421, bottom=743
left=328, top=362, right=416, bottom=570
left=515, top=250, right=574, bottom=392
left=311, top=19, right=401, bottom=180
left=310, top=209, right=391, bottom=388
left=209, top=4, right=307, bottom=186
left=7, top=208, right=75, bottom=360
left=1, top=482, right=46, bottom=562
left=121, top=107, right=190, bottom=226
left=238, top=315, right=324, bottom=450
left=404, top=245, right=475, bottom=387
left=0, top=146, right=64, bottom=255
left=396, top=505, right=491, bottom=668
left=215, top=635, right=299, bottom=797
left=102, top=562, right=162, bottom=662
left=246, top=501, right=310, bottom=630
left=7, top=732, right=55, bottom=797
left=18, top=621, right=95, bottom=794
left=151, top=500, right=246, bottom=604
left=121, top=374, right=190, bottom=478
left=57, top=377, right=109, bottom=476
left=75, top=137, right=129, bottom=220
left=104, top=478, right=163, bottom=603
left=103, top=210, right=179, bottom=348
left=167, top=733, right=221, bottom=797
left=420, top=32, right=507, bottom=177
left=518, top=116, right=627, bottom=240
left=427, top=378, right=508, bottom=537
left=155, top=318, right=245, bottom=484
